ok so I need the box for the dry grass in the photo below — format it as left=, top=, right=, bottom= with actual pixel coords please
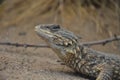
left=37, top=0, right=120, bottom=35
left=0, top=0, right=119, bottom=35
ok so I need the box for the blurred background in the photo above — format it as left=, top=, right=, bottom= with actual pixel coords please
left=0, top=0, right=120, bottom=53
left=0, top=0, right=120, bottom=80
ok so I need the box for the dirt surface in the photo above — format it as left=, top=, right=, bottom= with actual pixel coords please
left=0, top=0, right=120, bottom=80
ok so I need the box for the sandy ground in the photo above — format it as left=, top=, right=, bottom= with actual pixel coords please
left=0, top=48, right=89, bottom=80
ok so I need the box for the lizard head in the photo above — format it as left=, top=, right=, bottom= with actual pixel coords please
left=35, top=24, right=80, bottom=60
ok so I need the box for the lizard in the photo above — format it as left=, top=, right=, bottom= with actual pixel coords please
left=35, top=24, right=120, bottom=80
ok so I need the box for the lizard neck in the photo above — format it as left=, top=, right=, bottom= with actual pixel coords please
left=63, top=45, right=88, bottom=65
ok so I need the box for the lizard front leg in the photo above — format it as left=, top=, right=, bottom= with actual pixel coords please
left=95, top=64, right=113, bottom=80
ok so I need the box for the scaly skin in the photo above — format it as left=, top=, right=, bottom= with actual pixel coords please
left=35, top=24, right=120, bottom=80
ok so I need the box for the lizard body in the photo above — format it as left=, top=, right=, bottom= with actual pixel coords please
left=35, top=24, right=120, bottom=80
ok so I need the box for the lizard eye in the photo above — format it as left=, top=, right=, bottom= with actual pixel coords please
left=52, top=25, right=60, bottom=29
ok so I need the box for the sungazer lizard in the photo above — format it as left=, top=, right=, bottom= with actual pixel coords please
left=35, top=24, right=120, bottom=80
